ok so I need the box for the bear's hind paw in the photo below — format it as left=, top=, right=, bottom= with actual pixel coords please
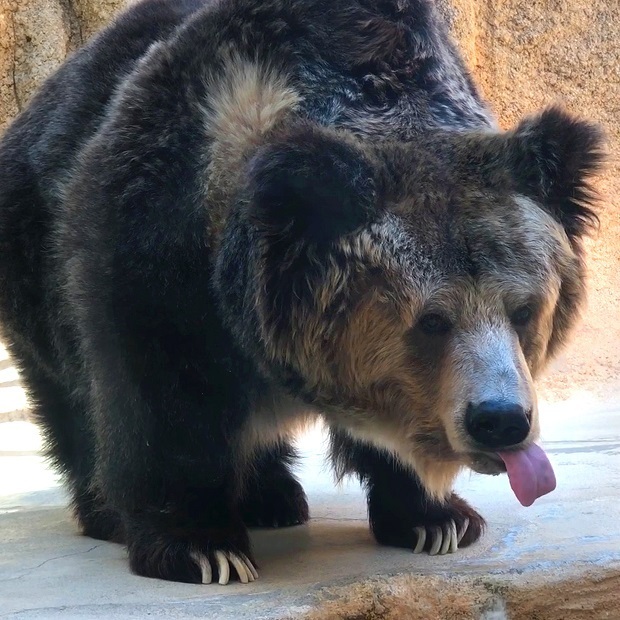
left=189, top=549, right=258, bottom=585
left=412, top=517, right=469, bottom=555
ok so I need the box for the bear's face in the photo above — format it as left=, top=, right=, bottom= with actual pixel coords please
left=246, top=107, right=604, bottom=498
left=321, top=195, right=572, bottom=495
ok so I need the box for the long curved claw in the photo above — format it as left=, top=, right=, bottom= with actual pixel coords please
left=190, top=550, right=258, bottom=585
left=413, top=526, right=427, bottom=553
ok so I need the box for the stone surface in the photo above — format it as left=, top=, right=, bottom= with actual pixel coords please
left=0, top=403, right=619, bottom=619
left=0, top=0, right=133, bottom=127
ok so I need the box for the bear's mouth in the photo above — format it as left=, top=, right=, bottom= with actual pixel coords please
left=467, top=445, right=557, bottom=507
left=467, top=452, right=507, bottom=475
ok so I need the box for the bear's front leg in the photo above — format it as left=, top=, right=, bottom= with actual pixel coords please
left=123, top=485, right=258, bottom=584
left=330, top=430, right=485, bottom=555
left=84, top=323, right=261, bottom=584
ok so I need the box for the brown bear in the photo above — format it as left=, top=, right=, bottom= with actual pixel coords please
left=0, top=0, right=604, bottom=584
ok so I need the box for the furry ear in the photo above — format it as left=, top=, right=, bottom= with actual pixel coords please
left=506, top=106, right=606, bottom=238
left=245, top=125, right=379, bottom=243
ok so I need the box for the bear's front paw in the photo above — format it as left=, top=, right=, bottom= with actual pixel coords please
left=369, top=492, right=485, bottom=556
left=126, top=518, right=257, bottom=584
left=129, top=538, right=258, bottom=584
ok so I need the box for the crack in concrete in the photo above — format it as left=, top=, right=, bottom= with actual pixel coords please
left=59, top=0, right=85, bottom=50
left=0, top=544, right=100, bottom=584
left=9, top=9, right=21, bottom=112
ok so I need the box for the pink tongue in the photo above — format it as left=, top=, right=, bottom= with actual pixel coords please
left=498, top=444, right=556, bottom=507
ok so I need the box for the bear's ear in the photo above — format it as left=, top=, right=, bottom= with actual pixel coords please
left=245, top=126, right=380, bottom=244
left=506, top=106, right=606, bottom=238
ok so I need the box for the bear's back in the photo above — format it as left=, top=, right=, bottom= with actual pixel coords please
left=0, top=0, right=208, bottom=203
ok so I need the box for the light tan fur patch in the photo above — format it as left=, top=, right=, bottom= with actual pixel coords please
left=200, top=55, right=301, bottom=241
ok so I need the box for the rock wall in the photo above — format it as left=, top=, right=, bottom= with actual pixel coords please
left=0, top=0, right=618, bottom=402
left=0, top=0, right=133, bottom=125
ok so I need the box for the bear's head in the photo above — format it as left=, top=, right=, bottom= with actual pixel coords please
left=242, top=106, right=605, bottom=500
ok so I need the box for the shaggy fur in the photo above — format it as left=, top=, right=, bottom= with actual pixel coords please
left=0, top=0, right=604, bottom=583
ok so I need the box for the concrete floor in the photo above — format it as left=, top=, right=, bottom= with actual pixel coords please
left=1, top=343, right=620, bottom=618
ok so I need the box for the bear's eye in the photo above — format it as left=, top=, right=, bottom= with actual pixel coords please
left=511, top=305, right=534, bottom=327
left=418, top=313, right=452, bottom=335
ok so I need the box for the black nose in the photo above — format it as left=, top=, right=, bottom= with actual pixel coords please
left=465, top=400, right=531, bottom=449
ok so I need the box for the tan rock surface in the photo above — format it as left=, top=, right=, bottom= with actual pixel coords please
left=0, top=0, right=132, bottom=128
left=299, top=569, right=620, bottom=619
